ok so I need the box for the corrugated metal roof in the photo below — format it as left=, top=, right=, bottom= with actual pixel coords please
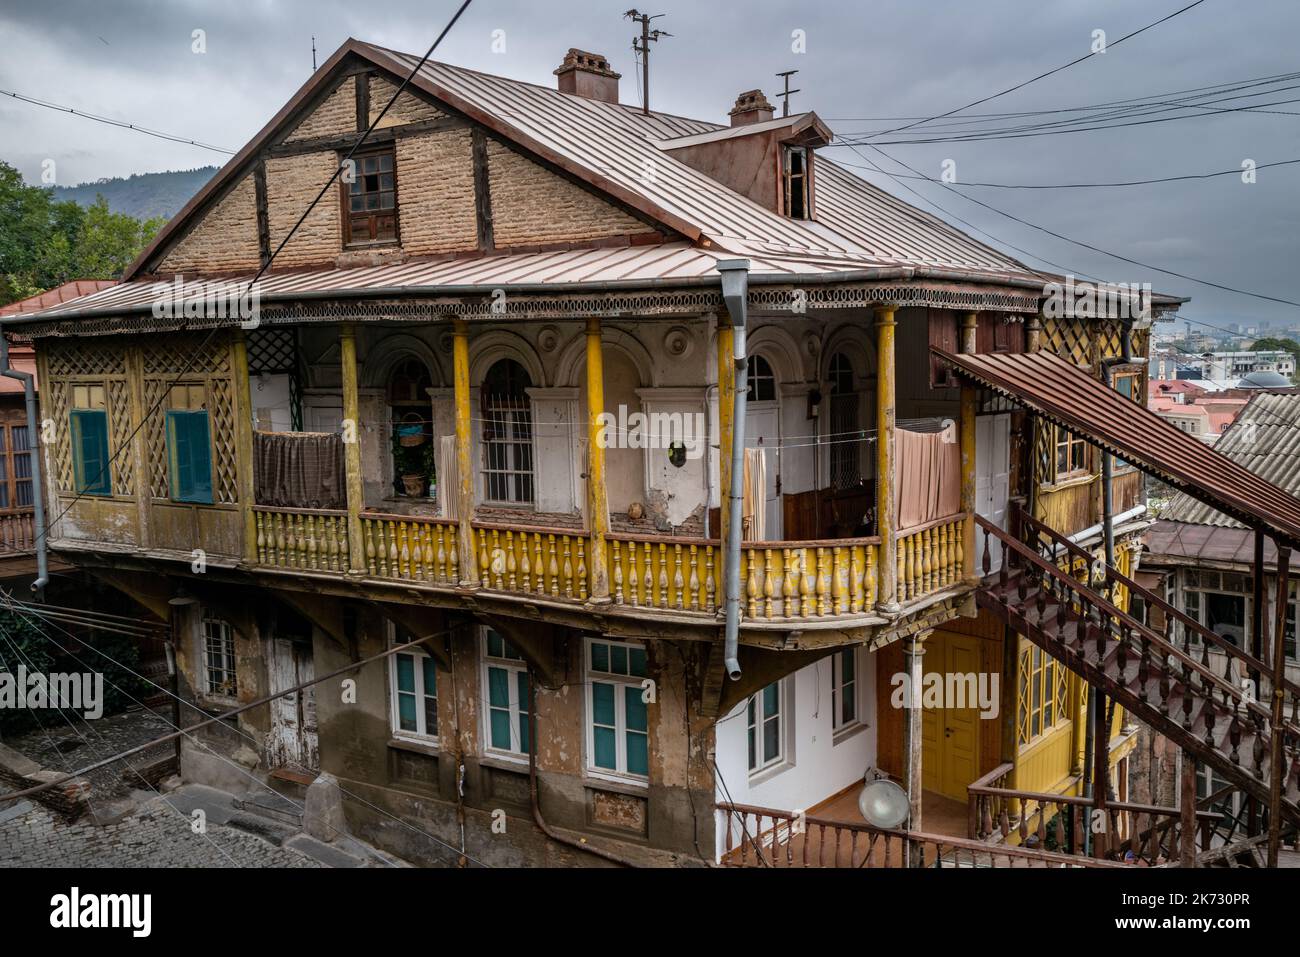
left=1161, top=392, right=1300, bottom=529
left=1145, top=522, right=1281, bottom=566
left=0, top=279, right=118, bottom=317
left=936, top=349, right=1300, bottom=547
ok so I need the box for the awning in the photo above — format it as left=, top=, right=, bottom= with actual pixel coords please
left=934, top=348, right=1300, bottom=548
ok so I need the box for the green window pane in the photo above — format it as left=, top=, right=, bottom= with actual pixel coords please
left=593, top=726, right=617, bottom=769
left=840, top=650, right=854, bottom=684
left=490, top=709, right=512, bottom=749
left=747, top=727, right=756, bottom=770
left=516, top=671, right=530, bottom=715
left=488, top=666, right=509, bottom=708
left=424, top=698, right=438, bottom=737
left=610, top=645, right=628, bottom=675
left=841, top=693, right=855, bottom=725
left=590, top=640, right=609, bottom=673
left=763, top=682, right=779, bottom=717
left=592, top=681, right=615, bottom=726
left=166, top=410, right=213, bottom=504
left=626, top=731, right=648, bottom=776
left=624, top=685, right=647, bottom=732
left=487, top=630, right=504, bottom=658
left=421, top=657, right=437, bottom=696
left=395, top=654, right=415, bottom=693
left=70, top=410, right=111, bottom=496
left=763, top=717, right=780, bottom=763
left=629, top=647, right=647, bottom=677
left=397, top=692, right=417, bottom=732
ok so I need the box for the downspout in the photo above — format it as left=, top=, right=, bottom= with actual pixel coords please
left=718, top=260, right=751, bottom=681
left=0, top=330, right=47, bottom=599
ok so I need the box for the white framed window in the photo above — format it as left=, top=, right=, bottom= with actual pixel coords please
left=747, top=680, right=784, bottom=773
left=481, top=359, right=535, bottom=505
left=389, top=627, right=438, bottom=743
left=481, top=627, right=530, bottom=757
left=831, top=647, right=859, bottom=732
left=202, top=616, right=238, bottom=700
left=585, top=637, right=649, bottom=780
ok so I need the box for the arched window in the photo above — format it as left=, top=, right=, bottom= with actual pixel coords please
left=746, top=354, right=776, bottom=402
left=389, top=358, right=434, bottom=497
left=482, top=359, right=534, bottom=504
left=827, top=353, right=860, bottom=490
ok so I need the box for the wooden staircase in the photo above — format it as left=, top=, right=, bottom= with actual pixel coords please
left=975, top=507, right=1300, bottom=829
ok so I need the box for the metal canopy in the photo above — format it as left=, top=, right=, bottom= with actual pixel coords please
left=935, top=348, right=1300, bottom=548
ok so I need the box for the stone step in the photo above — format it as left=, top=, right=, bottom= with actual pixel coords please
left=233, top=788, right=304, bottom=829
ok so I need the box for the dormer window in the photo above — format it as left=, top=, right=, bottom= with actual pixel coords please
left=344, top=146, right=398, bottom=246
left=783, top=146, right=811, bottom=219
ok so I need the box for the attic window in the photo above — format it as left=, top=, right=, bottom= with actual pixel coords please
left=783, top=146, right=811, bottom=219
left=343, top=147, right=399, bottom=246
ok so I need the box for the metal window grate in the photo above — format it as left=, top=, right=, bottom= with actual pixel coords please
left=203, top=617, right=238, bottom=698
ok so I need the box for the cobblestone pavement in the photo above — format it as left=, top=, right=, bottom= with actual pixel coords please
left=0, top=794, right=325, bottom=868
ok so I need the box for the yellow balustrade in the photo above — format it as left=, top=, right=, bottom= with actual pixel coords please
left=895, top=514, right=967, bottom=603
left=475, top=523, right=588, bottom=601
left=254, top=508, right=350, bottom=572
left=606, top=535, right=714, bottom=611
left=361, top=514, right=459, bottom=583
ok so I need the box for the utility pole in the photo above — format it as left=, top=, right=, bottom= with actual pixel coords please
left=775, top=70, right=800, bottom=117
left=626, top=10, right=671, bottom=115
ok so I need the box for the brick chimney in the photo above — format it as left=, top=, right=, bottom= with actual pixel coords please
left=729, top=90, right=775, bottom=126
left=554, top=49, right=621, bottom=104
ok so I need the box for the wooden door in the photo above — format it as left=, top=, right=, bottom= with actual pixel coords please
left=268, top=638, right=319, bottom=771
left=976, top=414, right=1011, bottom=573
left=918, top=632, right=983, bottom=802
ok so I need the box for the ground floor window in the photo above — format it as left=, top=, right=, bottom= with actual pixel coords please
left=831, top=647, right=858, bottom=731
left=482, top=628, right=529, bottom=756
left=202, top=616, right=238, bottom=699
left=586, top=637, right=649, bottom=779
left=1017, top=641, right=1069, bottom=746
left=747, top=681, right=784, bottom=773
left=390, top=629, right=438, bottom=742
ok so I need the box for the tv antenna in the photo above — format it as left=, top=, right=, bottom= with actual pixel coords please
left=775, top=70, right=800, bottom=117
left=312, top=36, right=318, bottom=72
left=626, top=10, right=671, bottom=114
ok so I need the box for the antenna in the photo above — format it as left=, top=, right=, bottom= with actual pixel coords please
left=775, top=70, right=800, bottom=117
left=312, top=36, right=318, bottom=72
left=625, top=10, right=671, bottom=115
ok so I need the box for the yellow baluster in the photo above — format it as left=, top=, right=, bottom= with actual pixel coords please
left=705, top=546, right=716, bottom=614
left=613, top=540, right=624, bottom=604
left=673, top=544, right=684, bottom=610
left=688, top=544, right=700, bottom=612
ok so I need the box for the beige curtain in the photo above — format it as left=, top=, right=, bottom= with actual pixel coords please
left=894, top=422, right=961, bottom=530
left=742, top=447, right=767, bottom=542
left=439, top=435, right=459, bottom=520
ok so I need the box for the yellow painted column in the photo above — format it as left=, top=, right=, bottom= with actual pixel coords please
left=960, top=312, right=978, bottom=582
left=452, top=320, right=478, bottom=587
left=716, top=314, right=735, bottom=551
left=875, top=305, right=899, bottom=613
left=231, top=330, right=258, bottom=564
left=586, top=317, right=611, bottom=602
left=339, top=324, right=366, bottom=572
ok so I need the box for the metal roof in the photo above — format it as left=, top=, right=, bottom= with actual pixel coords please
left=1145, top=522, right=1281, bottom=567
left=1161, top=391, right=1300, bottom=530
left=936, top=349, right=1300, bottom=548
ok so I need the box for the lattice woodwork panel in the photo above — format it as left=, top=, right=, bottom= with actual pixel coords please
left=1041, top=315, right=1092, bottom=366
left=247, top=328, right=297, bottom=373
left=46, top=340, right=127, bottom=379
left=47, top=381, right=73, bottom=493
left=107, top=378, right=135, bottom=496
left=142, top=378, right=170, bottom=499
left=141, top=334, right=231, bottom=377
left=207, top=376, right=238, bottom=504
left=1033, top=417, right=1052, bottom=487
left=1096, top=320, right=1124, bottom=361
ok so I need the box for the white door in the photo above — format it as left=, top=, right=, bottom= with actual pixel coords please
left=745, top=404, right=782, bottom=540
left=268, top=638, right=319, bottom=771
left=975, top=414, right=1011, bottom=574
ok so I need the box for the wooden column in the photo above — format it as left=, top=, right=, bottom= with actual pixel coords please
left=716, top=314, right=735, bottom=552
left=1268, top=544, right=1291, bottom=868
left=959, top=312, right=978, bottom=584
left=1180, top=752, right=1198, bottom=868
left=231, top=331, right=258, bottom=564
left=585, top=317, right=611, bottom=602
left=903, top=630, right=929, bottom=863
left=1026, top=312, right=1043, bottom=353
left=339, top=324, right=365, bottom=572
left=875, top=305, right=899, bottom=612
left=452, top=320, right=478, bottom=587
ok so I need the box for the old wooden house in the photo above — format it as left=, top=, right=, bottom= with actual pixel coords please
left=8, top=39, right=1299, bottom=867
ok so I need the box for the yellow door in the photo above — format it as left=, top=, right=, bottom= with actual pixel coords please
left=918, top=632, right=983, bottom=802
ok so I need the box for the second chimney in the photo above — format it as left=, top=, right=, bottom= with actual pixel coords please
left=729, top=90, right=775, bottom=126
left=554, top=49, right=621, bottom=104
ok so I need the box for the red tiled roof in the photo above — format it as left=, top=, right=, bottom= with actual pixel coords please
left=0, top=279, right=118, bottom=317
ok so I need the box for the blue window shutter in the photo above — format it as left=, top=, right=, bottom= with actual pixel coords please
left=167, top=410, right=213, bottom=504
left=70, top=410, right=111, bottom=496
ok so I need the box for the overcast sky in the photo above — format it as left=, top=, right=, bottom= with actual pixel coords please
left=2, top=0, right=1297, bottom=330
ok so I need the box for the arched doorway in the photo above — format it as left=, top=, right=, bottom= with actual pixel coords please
left=482, top=358, right=534, bottom=505
left=388, top=357, right=433, bottom=498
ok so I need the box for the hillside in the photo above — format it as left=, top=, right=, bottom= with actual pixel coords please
left=51, top=166, right=218, bottom=221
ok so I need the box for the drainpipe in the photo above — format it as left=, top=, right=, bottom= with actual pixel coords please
left=718, top=260, right=750, bottom=681
left=0, top=330, right=47, bottom=600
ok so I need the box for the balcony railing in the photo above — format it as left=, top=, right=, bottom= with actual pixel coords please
left=896, top=512, right=965, bottom=603
left=0, top=508, right=37, bottom=554
left=254, top=506, right=350, bottom=571
left=365, top=513, right=459, bottom=583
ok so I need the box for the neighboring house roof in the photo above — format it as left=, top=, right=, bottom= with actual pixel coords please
left=1159, top=391, right=1300, bottom=530
left=1151, top=379, right=1207, bottom=399
left=1150, top=397, right=1207, bottom=418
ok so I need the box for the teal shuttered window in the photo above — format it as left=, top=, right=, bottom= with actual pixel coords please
left=69, top=409, right=111, bottom=496
left=166, top=410, right=213, bottom=504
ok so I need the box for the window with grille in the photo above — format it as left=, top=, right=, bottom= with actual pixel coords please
left=0, top=420, right=34, bottom=510
left=343, top=147, right=398, bottom=246
left=481, top=359, right=534, bottom=505
left=203, top=616, right=238, bottom=699
left=1017, top=641, right=1069, bottom=746
left=827, top=352, right=860, bottom=490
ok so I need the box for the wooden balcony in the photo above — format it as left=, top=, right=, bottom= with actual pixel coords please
left=0, top=508, right=36, bottom=554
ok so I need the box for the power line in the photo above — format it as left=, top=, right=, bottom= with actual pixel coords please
left=0, top=88, right=236, bottom=154
left=863, top=0, right=1208, bottom=140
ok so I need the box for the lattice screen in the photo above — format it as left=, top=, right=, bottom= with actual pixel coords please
left=1040, top=315, right=1093, bottom=366
left=44, top=339, right=131, bottom=495
left=247, top=327, right=303, bottom=431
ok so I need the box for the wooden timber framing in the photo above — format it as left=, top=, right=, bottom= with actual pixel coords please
left=471, top=127, right=495, bottom=252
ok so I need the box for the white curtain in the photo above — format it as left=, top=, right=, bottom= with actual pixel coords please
left=742, top=447, right=767, bottom=542
left=439, top=435, right=459, bottom=520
